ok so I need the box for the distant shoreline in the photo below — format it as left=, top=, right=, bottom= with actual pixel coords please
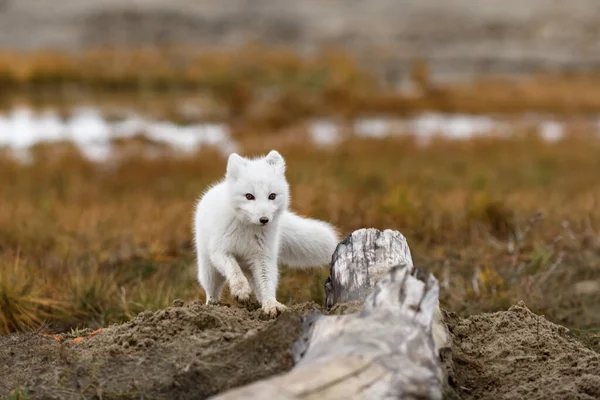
left=2, top=0, right=600, bottom=83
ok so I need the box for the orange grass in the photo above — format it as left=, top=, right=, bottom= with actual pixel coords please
left=3, top=46, right=600, bottom=125
left=0, top=134, right=600, bottom=334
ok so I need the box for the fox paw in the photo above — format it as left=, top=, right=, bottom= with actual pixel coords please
left=206, top=297, right=220, bottom=306
left=261, top=300, right=287, bottom=317
left=230, top=277, right=252, bottom=303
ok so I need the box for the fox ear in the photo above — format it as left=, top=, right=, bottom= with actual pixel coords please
left=226, top=153, right=246, bottom=181
left=265, top=150, right=285, bottom=174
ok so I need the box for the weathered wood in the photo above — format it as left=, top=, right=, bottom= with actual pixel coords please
left=325, top=228, right=414, bottom=309
left=209, top=228, right=451, bottom=400
left=325, top=228, right=449, bottom=352
left=210, top=264, right=444, bottom=400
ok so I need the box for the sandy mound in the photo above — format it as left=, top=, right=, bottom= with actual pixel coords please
left=1, top=300, right=598, bottom=399
left=447, top=302, right=600, bottom=400
left=0, top=301, right=321, bottom=399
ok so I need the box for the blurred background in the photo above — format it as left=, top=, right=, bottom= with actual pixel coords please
left=0, top=0, right=599, bottom=338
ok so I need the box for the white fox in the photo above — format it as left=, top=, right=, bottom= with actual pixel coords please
left=193, top=150, right=339, bottom=316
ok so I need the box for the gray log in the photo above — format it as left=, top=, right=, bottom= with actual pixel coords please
left=209, top=229, right=449, bottom=400
left=325, top=228, right=449, bottom=352
left=325, top=228, right=414, bottom=309
left=211, top=264, right=444, bottom=400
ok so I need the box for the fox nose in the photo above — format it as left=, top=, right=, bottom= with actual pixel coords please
left=259, top=217, right=269, bottom=225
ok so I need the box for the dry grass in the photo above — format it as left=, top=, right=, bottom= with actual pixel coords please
left=1, top=45, right=599, bottom=336
left=0, top=46, right=373, bottom=127
left=1, top=133, right=600, bottom=335
left=4, top=46, right=600, bottom=127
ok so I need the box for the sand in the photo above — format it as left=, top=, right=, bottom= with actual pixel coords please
left=1, top=300, right=598, bottom=399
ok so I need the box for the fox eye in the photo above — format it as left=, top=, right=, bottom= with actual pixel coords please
left=268, top=193, right=276, bottom=200
left=245, top=193, right=255, bottom=200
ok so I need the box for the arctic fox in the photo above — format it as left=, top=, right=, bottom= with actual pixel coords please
left=193, top=150, right=339, bottom=317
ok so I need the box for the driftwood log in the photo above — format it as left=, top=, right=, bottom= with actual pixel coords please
left=325, top=228, right=414, bottom=307
left=325, top=228, right=449, bottom=352
left=211, top=228, right=450, bottom=400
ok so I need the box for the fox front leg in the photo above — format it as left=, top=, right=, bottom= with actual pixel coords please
left=209, top=251, right=252, bottom=303
left=251, top=253, right=287, bottom=317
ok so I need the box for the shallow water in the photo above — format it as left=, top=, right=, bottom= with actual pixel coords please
left=311, top=113, right=600, bottom=146
left=0, top=107, right=237, bottom=162
left=0, top=106, right=597, bottom=161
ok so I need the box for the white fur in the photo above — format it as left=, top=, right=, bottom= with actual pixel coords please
left=193, top=150, right=339, bottom=316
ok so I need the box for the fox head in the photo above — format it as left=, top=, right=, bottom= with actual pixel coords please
left=225, top=150, right=290, bottom=226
